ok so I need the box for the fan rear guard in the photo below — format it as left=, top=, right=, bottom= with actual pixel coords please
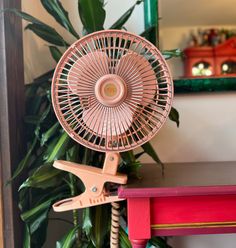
left=52, top=30, right=173, bottom=153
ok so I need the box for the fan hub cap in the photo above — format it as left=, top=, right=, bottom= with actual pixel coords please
left=95, top=74, right=127, bottom=107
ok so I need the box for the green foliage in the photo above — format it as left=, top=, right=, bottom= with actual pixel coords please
left=119, top=227, right=132, bottom=248
left=7, top=0, right=179, bottom=247
left=49, top=46, right=63, bottom=63
left=41, top=0, right=80, bottom=38
left=78, top=0, right=106, bottom=33
left=56, top=225, right=80, bottom=248
left=149, top=236, right=173, bottom=248
left=162, top=48, right=183, bottom=60
left=25, top=23, right=69, bottom=46
left=110, top=0, right=143, bottom=29
left=169, top=107, right=180, bottom=127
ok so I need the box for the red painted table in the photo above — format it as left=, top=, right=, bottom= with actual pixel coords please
left=118, top=162, right=236, bottom=248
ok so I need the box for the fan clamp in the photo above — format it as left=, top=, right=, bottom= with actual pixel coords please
left=53, top=152, right=127, bottom=211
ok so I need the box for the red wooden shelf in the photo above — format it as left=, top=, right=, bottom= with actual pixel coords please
left=118, top=162, right=236, bottom=248
left=184, top=37, right=236, bottom=77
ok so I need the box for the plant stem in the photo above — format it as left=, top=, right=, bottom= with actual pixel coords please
left=69, top=173, right=81, bottom=248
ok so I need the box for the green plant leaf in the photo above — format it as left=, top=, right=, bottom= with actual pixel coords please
left=110, top=0, right=143, bottom=29
left=43, top=136, right=60, bottom=161
left=162, top=49, right=183, bottom=60
left=25, top=23, right=69, bottom=47
left=149, top=236, right=172, bottom=248
left=169, top=106, right=180, bottom=127
left=45, top=131, right=71, bottom=162
left=19, top=163, right=63, bottom=190
left=56, top=225, right=80, bottom=248
left=141, top=142, right=163, bottom=166
left=9, top=136, right=38, bottom=182
left=120, top=151, right=143, bottom=176
left=31, top=219, right=49, bottom=248
left=23, top=225, right=31, bottom=248
left=3, top=8, right=44, bottom=24
left=90, top=205, right=110, bottom=248
left=78, top=0, right=106, bottom=33
left=41, top=122, right=60, bottom=146
left=140, top=25, right=154, bottom=37
left=29, top=69, right=54, bottom=87
left=134, top=151, right=145, bottom=159
left=5, top=8, right=69, bottom=46
left=49, top=46, right=63, bottom=63
left=119, top=227, right=132, bottom=248
left=82, top=208, right=93, bottom=236
left=121, top=150, right=136, bottom=164
left=40, top=0, right=80, bottom=38
left=21, top=197, right=55, bottom=234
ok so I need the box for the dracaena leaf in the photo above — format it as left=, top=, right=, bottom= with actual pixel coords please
left=49, top=46, right=63, bottom=63
left=25, top=23, right=69, bottom=47
left=110, top=0, right=143, bottom=29
left=149, top=236, right=172, bottom=248
left=9, top=136, right=38, bottom=182
left=19, top=163, right=63, bottom=190
left=119, top=227, right=132, bottom=248
left=31, top=69, right=54, bottom=86
left=78, top=0, right=105, bottom=33
left=141, top=142, right=163, bottom=166
left=162, top=49, right=183, bottom=60
left=121, top=150, right=136, bottom=164
left=169, top=106, right=180, bottom=127
left=23, top=225, right=31, bottom=248
left=3, top=8, right=43, bottom=24
left=21, top=197, right=54, bottom=233
left=40, top=0, right=80, bottom=38
left=5, top=8, right=69, bottom=46
left=31, top=219, right=49, bottom=248
left=82, top=208, right=92, bottom=236
left=45, top=131, right=71, bottom=162
left=90, top=205, right=110, bottom=248
left=41, top=122, right=60, bottom=146
left=56, top=225, right=80, bottom=248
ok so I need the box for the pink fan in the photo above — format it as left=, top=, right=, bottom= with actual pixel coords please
left=51, top=30, right=173, bottom=211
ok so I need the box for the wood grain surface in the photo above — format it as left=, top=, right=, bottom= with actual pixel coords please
left=0, top=0, right=25, bottom=247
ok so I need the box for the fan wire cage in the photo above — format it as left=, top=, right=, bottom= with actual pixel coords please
left=52, top=30, right=173, bottom=153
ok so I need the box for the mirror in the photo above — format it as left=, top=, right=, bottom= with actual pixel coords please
left=159, top=0, right=236, bottom=80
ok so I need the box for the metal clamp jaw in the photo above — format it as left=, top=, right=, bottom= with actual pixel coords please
left=53, top=152, right=127, bottom=212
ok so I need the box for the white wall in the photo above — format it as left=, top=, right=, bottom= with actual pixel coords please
left=22, top=1, right=236, bottom=248
left=157, top=1, right=236, bottom=248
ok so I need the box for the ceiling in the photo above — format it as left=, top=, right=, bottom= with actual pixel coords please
left=159, top=0, right=236, bottom=27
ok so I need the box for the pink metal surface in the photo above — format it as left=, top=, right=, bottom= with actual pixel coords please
left=51, top=30, right=173, bottom=152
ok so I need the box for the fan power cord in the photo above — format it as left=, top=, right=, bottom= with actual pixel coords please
left=110, top=202, right=120, bottom=248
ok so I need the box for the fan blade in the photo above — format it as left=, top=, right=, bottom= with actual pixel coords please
left=82, top=103, right=133, bottom=137
left=115, top=53, right=158, bottom=107
left=67, top=51, right=110, bottom=96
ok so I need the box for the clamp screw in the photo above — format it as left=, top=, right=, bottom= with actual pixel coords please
left=109, top=156, right=114, bottom=161
left=91, top=187, right=97, bottom=192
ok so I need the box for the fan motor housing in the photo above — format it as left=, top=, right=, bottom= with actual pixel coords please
left=95, top=74, right=127, bottom=107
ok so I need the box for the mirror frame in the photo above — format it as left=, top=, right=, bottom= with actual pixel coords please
left=143, top=0, right=236, bottom=93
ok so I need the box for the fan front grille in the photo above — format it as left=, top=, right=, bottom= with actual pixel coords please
left=52, top=30, right=173, bottom=152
